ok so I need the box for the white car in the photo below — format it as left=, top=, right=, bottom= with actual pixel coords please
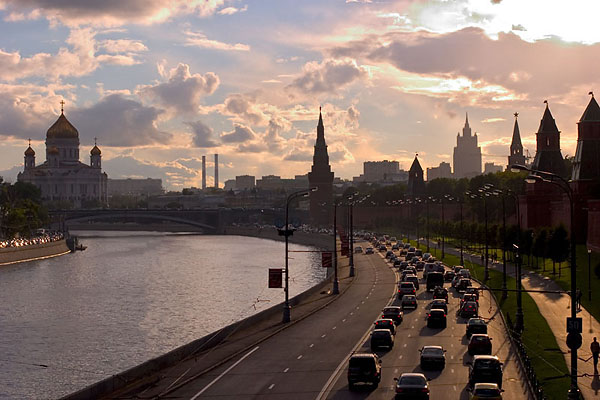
left=354, top=246, right=363, bottom=253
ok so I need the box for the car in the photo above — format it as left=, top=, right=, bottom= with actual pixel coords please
left=408, top=247, right=416, bottom=252
left=393, top=259, right=403, bottom=268
left=386, top=250, right=395, bottom=259
left=392, top=243, right=400, bottom=250
left=461, top=301, right=479, bottom=318
left=394, top=372, right=429, bottom=399
left=469, top=334, right=493, bottom=355
left=419, top=345, right=446, bottom=369
left=422, top=252, right=432, bottom=262
left=429, top=299, right=448, bottom=314
left=416, top=260, right=425, bottom=271
left=451, top=275, right=462, bottom=288
left=415, top=249, right=423, bottom=257
left=403, top=243, right=411, bottom=249
left=374, top=318, right=396, bottom=335
left=457, top=278, right=472, bottom=292
left=348, top=353, right=382, bottom=390
left=433, top=286, right=449, bottom=302
left=365, top=247, right=374, bottom=254
left=371, top=328, right=394, bottom=350
left=400, top=249, right=408, bottom=256
left=469, top=382, right=503, bottom=399
left=426, top=272, right=444, bottom=292
left=399, top=261, right=409, bottom=270
left=401, top=294, right=417, bottom=309
left=468, top=355, right=503, bottom=388
left=423, top=262, right=437, bottom=278
left=399, top=282, right=416, bottom=297
left=461, top=293, right=479, bottom=307
left=444, top=270, right=455, bottom=282
left=454, top=265, right=465, bottom=273
left=466, top=287, right=480, bottom=300
left=382, top=306, right=404, bottom=325
left=466, top=318, right=488, bottom=337
left=379, top=245, right=387, bottom=252
left=405, top=274, right=420, bottom=290
left=401, top=269, right=413, bottom=281
left=390, top=236, right=397, bottom=242
left=459, top=268, right=472, bottom=279
left=354, top=246, right=363, bottom=253
left=427, top=309, right=447, bottom=328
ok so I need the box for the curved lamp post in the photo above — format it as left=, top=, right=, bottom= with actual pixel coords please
left=512, top=163, right=579, bottom=399
left=282, top=187, right=317, bottom=323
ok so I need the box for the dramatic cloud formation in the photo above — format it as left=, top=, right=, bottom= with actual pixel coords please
left=70, top=94, right=171, bottom=146
left=287, top=58, right=369, bottom=95
left=141, top=63, right=219, bottom=114
left=187, top=120, right=219, bottom=148
left=222, top=94, right=269, bottom=125
left=184, top=30, right=250, bottom=51
left=220, top=124, right=256, bottom=143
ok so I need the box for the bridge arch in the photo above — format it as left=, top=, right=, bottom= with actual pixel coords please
left=62, top=212, right=217, bottom=231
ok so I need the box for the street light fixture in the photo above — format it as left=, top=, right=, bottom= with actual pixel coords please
left=512, top=163, right=579, bottom=399
left=281, top=187, right=317, bottom=323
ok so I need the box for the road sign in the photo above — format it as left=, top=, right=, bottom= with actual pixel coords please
left=567, top=332, right=583, bottom=350
left=567, top=317, right=583, bottom=333
left=322, top=251, right=332, bottom=268
left=268, top=268, right=282, bottom=288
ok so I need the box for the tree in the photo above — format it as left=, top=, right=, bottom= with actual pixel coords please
left=549, top=224, right=569, bottom=276
left=532, top=228, right=550, bottom=270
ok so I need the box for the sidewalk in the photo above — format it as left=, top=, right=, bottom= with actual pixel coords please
left=448, top=243, right=600, bottom=398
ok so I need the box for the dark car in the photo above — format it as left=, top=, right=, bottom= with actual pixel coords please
left=419, top=345, right=446, bottom=370
left=468, top=355, right=503, bottom=388
left=466, top=318, right=488, bottom=337
left=401, top=294, right=418, bottom=309
left=433, top=286, right=449, bottom=303
left=426, top=272, right=444, bottom=292
left=374, top=318, right=396, bottom=335
left=444, top=270, right=455, bottom=282
left=394, top=373, right=429, bottom=399
left=386, top=250, right=395, bottom=259
left=461, top=293, right=479, bottom=307
left=371, top=328, right=394, bottom=350
left=416, top=260, right=425, bottom=271
left=393, top=259, right=403, bottom=268
left=399, top=282, right=416, bottom=297
left=460, top=301, right=479, bottom=318
left=468, top=334, right=493, bottom=355
left=379, top=245, right=387, bottom=252
left=429, top=299, right=448, bottom=314
left=405, top=274, right=420, bottom=290
left=365, top=247, right=374, bottom=254
left=382, top=306, right=404, bottom=325
left=457, top=278, right=472, bottom=292
left=466, top=287, right=480, bottom=300
left=399, top=261, right=409, bottom=270
left=348, top=353, right=382, bottom=390
left=427, top=309, right=447, bottom=328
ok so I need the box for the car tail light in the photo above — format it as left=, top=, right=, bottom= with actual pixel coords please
left=422, top=388, right=429, bottom=393
left=396, top=388, right=403, bottom=393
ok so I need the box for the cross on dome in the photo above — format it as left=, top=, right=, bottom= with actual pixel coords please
left=514, top=112, right=519, bottom=119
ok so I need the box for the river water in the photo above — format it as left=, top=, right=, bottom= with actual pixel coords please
left=0, top=232, right=325, bottom=399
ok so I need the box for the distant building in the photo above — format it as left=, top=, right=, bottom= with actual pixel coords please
left=308, top=109, right=334, bottom=226
left=224, top=179, right=236, bottom=191
left=453, top=113, right=482, bottom=178
left=255, top=175, right=308, bottom=192
left=483, top=162, right=503, bottom=174
left=507, top=112, right=526, bottom=169
left=236, top=175, right=256, bottom=191
left=407, top=155, right=425, bottom=196
left=108, top=178, right=163, bottom=197
left=18, top=104, right=108, bottom=208
left=426, top=162, right=452, bottom=181
left=353, top=160, right=408, bottom=184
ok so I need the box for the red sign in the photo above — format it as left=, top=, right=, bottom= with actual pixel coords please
left=322, top=251, right=332, bottom=268
left=341, top=242, right=349, bottom=256
left=268, top=268, right=283, bottom=288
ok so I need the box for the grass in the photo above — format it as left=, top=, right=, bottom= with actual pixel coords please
left=379, top=228, right=571, bottom=398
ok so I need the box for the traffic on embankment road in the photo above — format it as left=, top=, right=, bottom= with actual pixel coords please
left=102, top=239, right=528, bottom=400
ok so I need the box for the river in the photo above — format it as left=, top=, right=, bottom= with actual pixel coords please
left=0, top=232, right=325, bottom=399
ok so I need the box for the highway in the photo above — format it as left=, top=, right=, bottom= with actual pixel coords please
left=118, top=241, right=529, bottom=399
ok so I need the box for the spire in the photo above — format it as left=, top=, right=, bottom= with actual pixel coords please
left=511, top=112, right=522, bottom=147
left=316, top=107, right=325, bottom=144
left=580, top=93, right=600, bottom=122
left=465, top=112, right=470, bottom=128
left=318, top=106, right=323, bottom=127
left=462, top=111, right=472, bottom=137
left=60, top=100, right=65, bottom=114
left=538, top=100, right=559, bottom=133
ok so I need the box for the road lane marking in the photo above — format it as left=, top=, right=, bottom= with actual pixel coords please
left=342, top=319, right=346, bottom=322
left=190, top=346, right=259, bottom=400
left=297, top=355, right=303, bottom=359
left=350, top=312, right=354, bottom=316
left=283, top=368, right=289, bottom=373
left=321, top=334, right=326, bottom=338
left=399, top=355, right=403, bottom=360
left=333, top=326, right=337, bottom=330
left=268, top=384, right=275, bottom=390
left=451, top=368, right=454, bottom=373
left=309, top=344, right=314, bottom=348
left=403, top=343, right=407, bottom=348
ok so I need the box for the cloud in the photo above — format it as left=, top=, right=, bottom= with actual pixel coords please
left=0, top=0, right=230, bottom=27
left=222, top=93, right=269, bottom=125
left=287, top=58, right=368, bottom=95
left=99, top=39, right=148, bottom=53
left=220, top=124, right=256, bottom=143
left=186, top=120, right=219, bottom=148
left=140, top=63, right=219, bottom=114
left=184, top=30, right=250, bottom=51
left=69, top=94, right=171, bottom=146
left=283, top=148, right=313, bottom=162
left=218, top=5, right=248, bottom=15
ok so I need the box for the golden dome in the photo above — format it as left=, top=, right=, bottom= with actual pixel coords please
left=24, top=146, right=35, bottom=156
left=47, top=113, right=79, bottom=139
left=48, top=146, right=59, bottom=155
left=90, top=145, right=101, bottom=156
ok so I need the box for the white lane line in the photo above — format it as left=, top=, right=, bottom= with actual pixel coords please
left=268, top=384, right=275, bottom=390
left=309, top=344, right=314, bottom=348
left=297, top=355, right=303, bottom=360
left=394, top=368, right=398, bottom=374
left=399, top=355, right=403, bottom=360
left=333, top=326, right=337, bottom=330
left=283, top=368, right=289, bottom=373
left=451, top=368, right=455, bottom=374
left=454, top=386, right=457, bottom=391
left=350, top=312, right=354, bottom=316
left=403, top=343, right=407, bottom=348
left=411, top=325, right=415, bottom=329
left=190, top=346, right=259, bottom=400
left=450, top=343, right=454, bottom=348
left=342, top=319, right=346, bottom=322
left=451, top=355, right=454, bottom=360
left=321, top=334, right=326, bottom=338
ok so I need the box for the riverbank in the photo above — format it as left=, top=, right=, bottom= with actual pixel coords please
left=0, top=239, right=70, bottom=266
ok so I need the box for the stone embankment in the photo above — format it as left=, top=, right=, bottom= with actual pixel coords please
left=0, top=239, right=71, bottom=266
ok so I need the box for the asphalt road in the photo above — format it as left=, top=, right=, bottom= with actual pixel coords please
left=163, top=243, right=528, bottom=399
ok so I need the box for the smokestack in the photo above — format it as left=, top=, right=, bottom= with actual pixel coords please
left=214, top=154, right=219, bottom=188
left=202, top=155, right=206, bottom=190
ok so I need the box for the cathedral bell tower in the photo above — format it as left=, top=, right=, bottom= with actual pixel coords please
left=24, top=139, right=35, bottom=170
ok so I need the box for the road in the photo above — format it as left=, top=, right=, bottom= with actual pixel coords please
left=127, top=242, right=529, bottom=399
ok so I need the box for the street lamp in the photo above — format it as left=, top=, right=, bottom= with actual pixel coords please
left=512, top=163, right=579, bottom=399
left=347, top=193, right=368, bottom=278
left=588, top=249, right=592, bottom=301
left=281, top=187, right=317, bottom=323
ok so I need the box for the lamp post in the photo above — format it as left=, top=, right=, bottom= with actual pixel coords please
left=459, top=198, right=464, bottom=265
left=441, top=196, right=446, bottom=260
left=588, top=249, right=592, bottom=301
left=282, top=187, right=317, bottom=323
left=426, top=197, right=431, bottom=252
left=348, top=198, right=355, bottom=278
left=512, top=163, right=579, bottom=399
left=332, top=197, right=340, bottom=295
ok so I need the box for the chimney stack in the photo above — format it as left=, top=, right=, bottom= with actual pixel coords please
left=214, top=153, right=219, bottom=188
left=201, top=155, right=206, bottom=190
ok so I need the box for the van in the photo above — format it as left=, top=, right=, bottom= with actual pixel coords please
left=424, top=263, right=436, bottom=278
left=426, top=272, right=444, bottom=292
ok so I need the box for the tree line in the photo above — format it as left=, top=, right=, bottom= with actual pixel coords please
left=0, top=178, right=48, bottom=238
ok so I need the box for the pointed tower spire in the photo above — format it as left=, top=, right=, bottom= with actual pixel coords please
left=507, top=112, right=525, bottom=169
left=531, top=101, right=566, bottom=176
left=308, top=108, right=334, bottom=226
left=465, top=112, right=470, bottom=128
left=462, top=111, right=472, bottom=137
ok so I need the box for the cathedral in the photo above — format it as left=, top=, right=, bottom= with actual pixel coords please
left=17, top=103, right=108, bottom=208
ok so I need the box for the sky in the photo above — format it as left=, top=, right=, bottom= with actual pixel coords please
left=1, top=0, right=599, bottom=190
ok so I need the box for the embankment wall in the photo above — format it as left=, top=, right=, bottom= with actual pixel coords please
left=0, top=240, right=70, bottom=266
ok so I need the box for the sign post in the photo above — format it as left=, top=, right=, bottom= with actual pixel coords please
left=268, top=268, right=283, bottom=288
left=322, top=251, right=332, bottom=268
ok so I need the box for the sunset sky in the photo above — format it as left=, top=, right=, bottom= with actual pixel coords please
left=1, top=0, right=599, bottom=189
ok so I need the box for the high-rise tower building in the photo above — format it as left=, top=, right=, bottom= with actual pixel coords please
left=507, top=112, right=526, bottom=169
left=531, top=101, right=567, bottom=177
left=453, top=113, right=482, bottom=178
left=308, top=108, right=334, bottom=226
